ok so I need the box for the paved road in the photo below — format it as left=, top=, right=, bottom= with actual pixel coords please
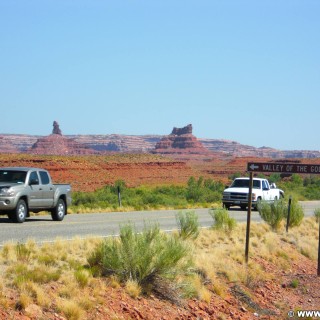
left=0, top=201, right=318, bottom=245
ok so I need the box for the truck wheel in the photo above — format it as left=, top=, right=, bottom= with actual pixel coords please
left=10, top=199, right=28, bottom=223
left=223, top=203, right=230, bottom=210
left=51, top=198, right=66, bottom=221
left=255, top=197, right=262, bottom=211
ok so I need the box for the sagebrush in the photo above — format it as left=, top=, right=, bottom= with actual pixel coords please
left=87, top=223, right=192, bottom=291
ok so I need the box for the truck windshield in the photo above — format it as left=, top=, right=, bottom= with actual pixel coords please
left=231, top=179, right=261, bottom=189
left=0, top=170, right=27, bottom=184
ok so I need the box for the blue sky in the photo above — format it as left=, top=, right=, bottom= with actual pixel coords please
left=1, top=0, right=319, bottom=151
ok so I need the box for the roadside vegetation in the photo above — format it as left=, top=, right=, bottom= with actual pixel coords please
left=258, top=198, right=305, bottom=232
left=0, top=209, right=318, bottom=319
left=70, top=174, right=320, bottom=213
left=70, top=177, right=225, bottom=213
left=263, top=173, right=320, bottom=201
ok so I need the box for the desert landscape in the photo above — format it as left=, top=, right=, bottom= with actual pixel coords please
left=0, top=123, right=320, bottom=319
left=1, top=122, right=320, bottom=192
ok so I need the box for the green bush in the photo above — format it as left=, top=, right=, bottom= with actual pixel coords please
left=176, top=211, right=200, bottom=240
left=209, top=208, right=236, bottom=234
left=87, top=223, right=192, bottom=290
left=287, top=199, right=304, bottom=228
left=186, top=177, right=224, bottom=203
left=258, top=199, right=287, bottom=231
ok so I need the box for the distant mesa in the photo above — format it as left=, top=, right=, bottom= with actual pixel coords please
left=153, top=124, right=210, bottom=155
left=28, top=121, right=95, bottom=155
left=1, top=121, right=320, bottom=158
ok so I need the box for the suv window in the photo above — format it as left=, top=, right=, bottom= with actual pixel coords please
left=39, top=171, right=50, bottom=185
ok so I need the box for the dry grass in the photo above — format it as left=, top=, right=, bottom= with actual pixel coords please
left=194, top=217, right=319, bottom=293
left=0, top=217, right=318, bottom=318
left=125, top=279, right=142, bottom=298
left=56, top=298, right=85, bottom=320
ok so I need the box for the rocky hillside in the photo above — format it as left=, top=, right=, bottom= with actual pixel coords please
left=0, top=122, right=319, bottom=158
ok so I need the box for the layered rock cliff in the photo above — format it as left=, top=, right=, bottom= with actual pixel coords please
left=153, top=124, right=210, bottom=155
left=0, top=122, right=320, bottom=158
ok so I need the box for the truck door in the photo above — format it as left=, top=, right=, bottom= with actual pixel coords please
left=262, top=180, right=270, bottom=200
left=28, top=171, right=42, bottom=208
left=39, top=171, right=54, bottom=207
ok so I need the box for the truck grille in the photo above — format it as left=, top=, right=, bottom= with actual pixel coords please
left=230, top=193, right=248, bottom=200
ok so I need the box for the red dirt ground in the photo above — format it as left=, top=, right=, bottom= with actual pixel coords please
left=0, top=153, right=283, bottom=191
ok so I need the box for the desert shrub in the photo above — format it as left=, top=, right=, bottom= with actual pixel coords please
left=87, top=223, right=192, bottom=291
left=186, top=177, right=224, bottom=203
left=269, top=173, right=281, bottom=184
left=258, top=199, right=287, bottom=231
left=15, top=243, right=32, bottom=262
left=304, top=184, right=320, bottom=200
left=74, top=268, right=91, bottom=288
left=186, top=177, right=204, bottom=202
left=286, top=199, right=304, bottom=228
left=176, top=211, right=200, bottom=240
left=209, top=208, right=236, bottom=234
left=314, top=208, right=320, bottom=222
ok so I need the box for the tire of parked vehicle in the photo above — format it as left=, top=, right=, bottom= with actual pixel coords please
left=223, top=203, right=230, bottom=210
left=51, top=198, right=66, bottom=221
left=255, top=197, right=262, bottom=211
left=9, top=199, right=28, bottom=223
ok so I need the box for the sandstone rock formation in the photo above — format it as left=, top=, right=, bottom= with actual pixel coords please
left=27, top=122, right=95, bottom=155
left=52, top=121, right=62, bottom=135
left=28, top=134, right=96, bottom=155
left=171, top=124, right=193, bottom=135
left=153, top=124, right=210, bottom=155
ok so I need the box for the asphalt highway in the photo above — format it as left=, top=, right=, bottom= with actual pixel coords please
left=0, top=201, right=318, bottom=245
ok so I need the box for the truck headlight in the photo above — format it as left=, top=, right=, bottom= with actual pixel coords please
left=0, top=188, right=15, bottom=196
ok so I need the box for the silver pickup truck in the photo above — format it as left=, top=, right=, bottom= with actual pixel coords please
left=0, top=167, right=71, bottom=223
